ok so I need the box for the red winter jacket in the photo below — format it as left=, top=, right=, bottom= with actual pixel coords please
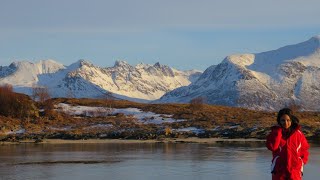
left=266, top=125, right=309, bottom=180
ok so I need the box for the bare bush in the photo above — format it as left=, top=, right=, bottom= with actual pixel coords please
left=32, top=86, right=56, bottom=118
left=103, top=91, right=114, bottom=115
left=0, top=84, right=37, bottom=118
left=189, top=96, right=206, bottom=111
left=32, top=86, right=50, bottom=103
left=165, top=127, right=172, bottom=136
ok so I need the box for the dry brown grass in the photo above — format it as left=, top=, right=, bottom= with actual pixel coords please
left=0, top=116, right=21, bottom=132
left=1, top=97, right=320, bottom=140
left=37, top=99, right=320, bottom=132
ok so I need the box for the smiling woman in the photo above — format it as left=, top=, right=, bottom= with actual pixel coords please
left=266, top=108, right=309, bottom=180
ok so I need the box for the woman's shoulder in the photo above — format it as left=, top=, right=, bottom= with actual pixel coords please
left=293, top=125, right=302, bottom=132
left=292, top=125, right=307, bottom=138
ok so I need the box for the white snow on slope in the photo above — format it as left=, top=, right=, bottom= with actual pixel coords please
left=158, top=35, right=320, bottom=111
left=0, top=60, right=65, bottom=87
left=0, top=59, right=202, bottom=101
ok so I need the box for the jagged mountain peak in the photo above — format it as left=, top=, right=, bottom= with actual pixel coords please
left=138, top=62, right=174, bottom=77
left=8, top=62, right=18, bottom=69
left=0, top=59, right=65, bottom=87
left=8, top=59, right=65, bottom=73
left=78, top=59, right=92, bottom=64
left=114, top=60, right=131, bottom=67
left=9, top=60, right=32, bottom=68
left=67, top=59, right=93, bottom=70
left=10, top=59, right=62, bottom=66
left=311, top=35, right=320, bottom=42
left=300, top=35, right=320, bottom=51
left=224, top=54, right=255, bottom=67
left=153, top=62, right=162, bottom=68
left=153, top=62, right=172, bottom=70
left=76, top=59, right=93, bottom=66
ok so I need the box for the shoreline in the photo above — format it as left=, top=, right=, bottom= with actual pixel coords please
left=0, top=137, right=266, bottom=145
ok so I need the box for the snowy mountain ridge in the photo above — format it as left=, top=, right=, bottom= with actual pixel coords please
left=157, top=35, right=320, bottom=111
left=0, top=60, right=65, bottom=86
left=0, top=59, right=202, bottom=102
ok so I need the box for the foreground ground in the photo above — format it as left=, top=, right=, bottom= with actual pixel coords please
left=1, top=98, right=320, bottom=142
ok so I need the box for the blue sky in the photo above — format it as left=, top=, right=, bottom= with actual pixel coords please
left=0, top=0, right=319, bottom=70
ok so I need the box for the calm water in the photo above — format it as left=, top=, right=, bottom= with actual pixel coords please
left=0, top=141, right=319, bottom=180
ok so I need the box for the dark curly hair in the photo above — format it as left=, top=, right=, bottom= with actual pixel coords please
left=277, top=108, right=299, bottom=130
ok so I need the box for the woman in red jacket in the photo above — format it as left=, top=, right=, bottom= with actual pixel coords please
left=266, top=108, right=309, bottom=180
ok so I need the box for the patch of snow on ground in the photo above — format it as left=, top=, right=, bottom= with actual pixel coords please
left=5, top=128, right=26, bottom=135
left=56, top=103, right=185, bottom=124
left=173, top=127, right=205, bottom=134
left=55, top=103, right=112, bottom=117
left=48, top=126, right=73, bottom=131
left=229, top=125, right=240, bottom=129
left=211, top=126, right=221, bottom=131
left=84, top=124, right=113, bottom=129
left=114, top=108, right=185, bottom=124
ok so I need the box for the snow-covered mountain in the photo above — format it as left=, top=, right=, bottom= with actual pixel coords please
left=158, top=35, right=320, bottom=111
left=0, top=59, right=202, bottom=102
left=0, top=60, right=65, bottom=86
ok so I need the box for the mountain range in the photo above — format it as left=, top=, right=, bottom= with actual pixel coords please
left=1, top=35, right=320, bottom=111
left=157, top=35, right=320, bottom=111
left=0, top=59, right=201, bottom=102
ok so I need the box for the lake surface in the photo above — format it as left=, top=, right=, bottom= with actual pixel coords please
left=0, top=141, right=319, bottom=180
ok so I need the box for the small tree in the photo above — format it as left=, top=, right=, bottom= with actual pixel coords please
left=104, top=91, right=113, bottom=101
left=32, top=86, right=53, bottom=117
left=32, top=86, right=50, bottom=103
left=103, top=91, right=114, bottom=115
left=189, top=96, right=206, bottom=111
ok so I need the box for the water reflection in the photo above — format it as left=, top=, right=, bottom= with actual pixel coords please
left=0, top=142, right=319, bottom=180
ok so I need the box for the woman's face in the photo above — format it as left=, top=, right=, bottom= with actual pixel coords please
left=280, top=114, right=292, bottom=129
